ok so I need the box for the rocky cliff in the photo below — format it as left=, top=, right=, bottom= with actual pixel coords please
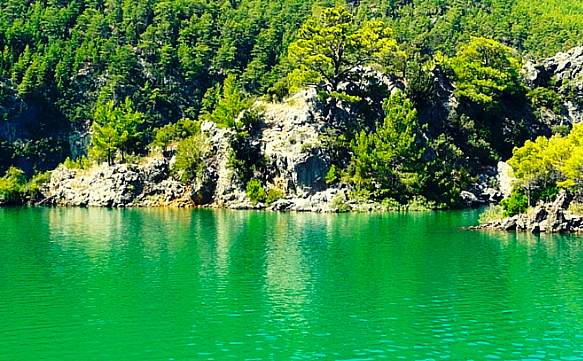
left=37, top=46, right=583, bottom=212
left=43, top=90, right=348, bottom=211
left=524, top=46, right=583, bottom=124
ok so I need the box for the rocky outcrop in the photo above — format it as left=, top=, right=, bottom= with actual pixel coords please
left=44, top=159, right=191, bottom=207
left=474, top=190, right=583, bottom=233
left=260, top=89, right=331, bottom=195
left=524, top=46, right=583, bottom=124
left=461, top=164, right=506, bottom=207
left=42, top=91, right=337, bottom=210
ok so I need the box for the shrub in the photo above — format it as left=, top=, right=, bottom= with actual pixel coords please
left=266, top=187, right=285, bottom=205
left=27, top=171, right=51, bottom=200
left=0, top=167, right=26, bottom=204
left=246, top=178, right=266, bottom=204
left=479, top=205, right=505, bottom=224
left=64, top=156, right=90, bottom=170
left=331, top=194, right=351, bottom=213
left=568, top=202, right=583, bottom=216
left=528, top=87, right=564, bottom=114
left=501, top=191, right=528, bottom=216
left=172, top=133, right=208, bottom=183
left=152, top=118, right=201, bottom=150
left=406, top=196, right=437, bottom=211
left=325, top=164, right=339, bottom=185
left=381, top=198, right=401, bottom=211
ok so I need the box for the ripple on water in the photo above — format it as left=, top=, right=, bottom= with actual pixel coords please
left=1, top=208, right=583, bottom=360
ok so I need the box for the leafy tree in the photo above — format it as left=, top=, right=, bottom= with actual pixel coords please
left=287, top=5, right=399, bottom=120
left=501, top=190, right=528, bottom=216
left=508, top=123, right=583, bottom=202
left=348, top=91, right=421, bottom=201
left=152, top=118, right=201, bottom=151
left=0, top=166, right=26, bottom=204
left=246, top=178, right=266, bottom=204
left=172, top=132, right=208, bottom=184
left=206, top=74, right=252, bottom=129
left=448, top=37, right=523, bottom=106
left=90, top=98, right=144, bottom=165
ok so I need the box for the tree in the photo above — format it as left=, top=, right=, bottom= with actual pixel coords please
left=287, top=6, right=399, bottom=121
left=0, top=166, right=26, bottom=204
left=348, top=91, right=421, bottom=201
left=172, top=132, right=208, bottom=184
left=90, top=98, right=144, bottom=166
left=448, top=37, right=523, bottom=106
left=206, top=74, right=251, bottom=130
left=507, top=123, right=583, bottom=203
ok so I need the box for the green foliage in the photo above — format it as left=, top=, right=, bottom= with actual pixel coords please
left=90, top=98, right=144, bottom=165
left=331, top=194, right=351, bottom=213
left=266, top=187, right=285, bottom=205
left=448, top=37, right=523, bottom=106
left=63, top=156, right=90, bottom=170
left=0, top=167, right=26, bottom=204
left=347, top=91, right=421, bottom=202
left=246, top=178, right=266, bottom=204
left=206, top=74, right=252, bottom=129
left=325, top=164, right=340, bottom=186
left=172, top=133, right=208, bottom=184
left=501, top=190, right=529, bottom=216
left=508, top=123, right=583, bottom=200
left=0, top=0, right=581, bottom=209
left=479, top=205, right=505, bottom=224
left=568, top=202, right=583, bottom=216
left=152, top=119, right=201, bottom=150
left=287, top=5, right=400, bottom=119
left=26, top=171, right=51, bottom=201
left=529, top=87, right=564, bottom=114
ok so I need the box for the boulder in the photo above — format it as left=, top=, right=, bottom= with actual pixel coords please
left=501, top=216, right=518, bottom=231
left=533, top=206, right=548, bottom=223
left=191, top=168, right=217, bottom=205
left=551, top=189, right=573, bottom=211
left=460, top=191, right=480, bottom=207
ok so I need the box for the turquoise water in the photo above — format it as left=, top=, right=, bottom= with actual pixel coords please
left=1, top=207, right=583, bottom=360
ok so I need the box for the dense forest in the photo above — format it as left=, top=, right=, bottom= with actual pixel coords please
left=0, top=0, right=582, bottom=208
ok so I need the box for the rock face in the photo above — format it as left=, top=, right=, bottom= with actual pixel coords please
left=261, top=89, right=331, bottom=195
left=475, top=190, right=583, bottom=233
left=525, top=46, right=583, bottom=124
left=45, top=159, right=191, bottom=207
left=43, top=91, right=338, bottom=210
left=462, top=165, right=505, bottom=207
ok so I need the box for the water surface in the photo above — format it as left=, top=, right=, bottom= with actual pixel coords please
left=1, top=207, right=583, bottom=360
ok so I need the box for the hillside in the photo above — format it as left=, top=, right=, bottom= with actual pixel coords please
left=0, top=0, right=582, bottom=209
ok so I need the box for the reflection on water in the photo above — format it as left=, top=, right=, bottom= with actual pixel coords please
left=1, top=207, right=583, bottom=360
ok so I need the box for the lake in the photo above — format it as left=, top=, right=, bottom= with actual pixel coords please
left=1, top=207, right=583, bottom=360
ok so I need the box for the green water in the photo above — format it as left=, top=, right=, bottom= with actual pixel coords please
left=1, top=208, right=583, bottom=360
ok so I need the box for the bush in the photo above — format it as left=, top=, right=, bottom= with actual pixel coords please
left=266, top=187, right=285, bottom=205
left=479, top=205, right=505, bottom=224
left=27, top=171, right=51, bottom=200
left=501, top=191, right=528, bottom=216
left=64, top=156, right=90, bottom=170
left=172, top=133, right=208, bottom=183
left=152, top=118, right=201, bottom=150
left=406, top=196, right=437, bottom=211
left=528, top=87, right=564, bottom=114
left=568, top=202, right=583, bottom=216
left=331, top=194, right=351, bottom=212
left=0, top=167, right=26, bottom=204
left=325, top=164, right=339, bottom=185
left=381, top=197, right=401, bottom=211
left=246, top=178, right=266, bottom=204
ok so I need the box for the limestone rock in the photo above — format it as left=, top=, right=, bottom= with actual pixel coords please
left=475, top=190, right=581, bottom=233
